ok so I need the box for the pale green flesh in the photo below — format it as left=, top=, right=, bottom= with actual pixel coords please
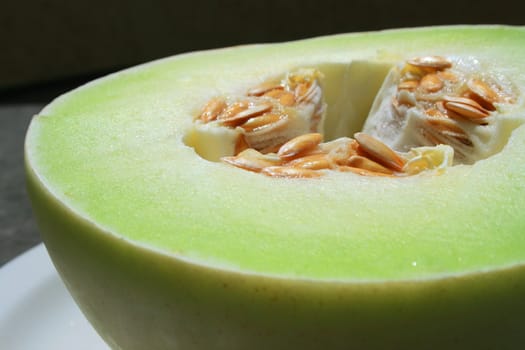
left=26, top=26, right=525, bottom=281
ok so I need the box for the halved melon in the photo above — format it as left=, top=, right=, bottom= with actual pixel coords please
left=25, top=26, right=525, bottom=349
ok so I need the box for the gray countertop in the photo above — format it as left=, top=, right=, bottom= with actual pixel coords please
left=1, top=104, right=44, bottom=267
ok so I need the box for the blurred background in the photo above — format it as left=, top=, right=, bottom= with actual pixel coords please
left=3, top=0, right=525, bottom=97
left=1, top=0, right=524, bottom=265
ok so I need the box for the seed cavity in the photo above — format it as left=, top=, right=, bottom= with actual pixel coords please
left=193, top=55, right=519, bottom=179
left=364, top=54, right=519, bottom=165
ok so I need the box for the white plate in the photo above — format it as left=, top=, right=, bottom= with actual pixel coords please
left=0, top=244, right=109, bottom=349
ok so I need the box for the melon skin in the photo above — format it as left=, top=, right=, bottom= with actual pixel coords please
left=25, top=25, right=525, bottom=349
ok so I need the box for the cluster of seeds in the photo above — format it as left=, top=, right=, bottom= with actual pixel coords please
left=222, top=132, right=409, bottom=178
left=197, top=69, right=324, bottom=154
left=393, top=56, right=515, bottom=160
left=195, top=56, right=517, bottom=178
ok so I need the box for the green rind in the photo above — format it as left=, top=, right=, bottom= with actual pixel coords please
left=26, top=25, right=525, bottom=281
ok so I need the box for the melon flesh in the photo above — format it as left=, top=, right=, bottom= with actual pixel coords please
left=25, top=26, right=525, bottom=349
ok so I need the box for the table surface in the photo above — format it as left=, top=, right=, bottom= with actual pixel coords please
left=1, top=104, right=44, bottom=267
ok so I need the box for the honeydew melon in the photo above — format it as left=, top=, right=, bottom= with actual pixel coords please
left=25, top=26, right=525, bottom=349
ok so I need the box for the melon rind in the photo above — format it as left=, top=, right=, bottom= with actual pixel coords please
left=25, top=26, right=525, bottom=349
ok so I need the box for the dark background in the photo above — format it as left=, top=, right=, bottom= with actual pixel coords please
left=2, top=0, right=525, bottom=99
left=1, top=0, right=524, bottom=265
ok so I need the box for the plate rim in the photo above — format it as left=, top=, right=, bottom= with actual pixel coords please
left=0, top=243, right=109, bottom=349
